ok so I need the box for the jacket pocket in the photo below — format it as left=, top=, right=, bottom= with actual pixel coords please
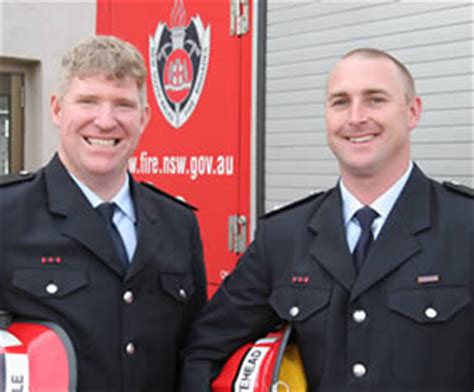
left=160, top=273, right=195, bottom=304
left=269, top=285, right=330, bottom=322
left=12, top=269, right=88, bottom=298
left=388, top=285, right=472, bottom=383
left=388, top=285, right=470, bottom=323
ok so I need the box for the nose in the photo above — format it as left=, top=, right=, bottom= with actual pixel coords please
left=94, top=103, right=117, bottom=130
left=348, top=101, right=368, bottom=125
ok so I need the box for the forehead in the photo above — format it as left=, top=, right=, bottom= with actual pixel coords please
left=327, top=56, right=404, bottom=96
left=66, top=73, right=140, bottom=94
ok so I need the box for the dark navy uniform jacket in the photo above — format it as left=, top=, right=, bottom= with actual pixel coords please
left=180, top=165, right=473, bottom=392
left=0, top=155, right=207, bottom=392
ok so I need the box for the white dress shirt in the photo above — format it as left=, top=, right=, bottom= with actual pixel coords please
left=340, top=162, right=414, bottom=253
left=69, top=173, right=137, bottom=261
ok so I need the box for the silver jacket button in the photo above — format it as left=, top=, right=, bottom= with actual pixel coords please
left=289, top=306, right=300, bottom=318
left=352, top=309, right=367, bottom=323
left=352, top=363, right=367, bottom=378
left=123, top=291, right=134, bottom=304
left=424, top=307, right=438, bottom=319
left=126, top=342, right=135, bottom=355
left=178, top=288, right=187, bottom=300
left=46, top=283, right=58, bottom=295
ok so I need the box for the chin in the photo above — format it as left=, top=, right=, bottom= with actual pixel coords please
left=343, top=161, right=378, bottom=179
left=85, top=162, right=119, bottom=177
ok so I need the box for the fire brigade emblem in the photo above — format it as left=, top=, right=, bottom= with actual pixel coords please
left=149, top=0, right=211, bottom=129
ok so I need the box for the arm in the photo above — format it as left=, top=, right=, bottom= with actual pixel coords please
left=179, top=223, right=281, bottom=391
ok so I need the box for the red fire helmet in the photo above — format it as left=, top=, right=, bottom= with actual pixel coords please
left=212, top=325, right=307, bottom=391
left=0, top=312, right=77, bottom=392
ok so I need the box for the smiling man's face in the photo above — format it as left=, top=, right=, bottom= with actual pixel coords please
left=325, top=55, right=421, bottom=183
left=51, top=73, right=149, bottom=185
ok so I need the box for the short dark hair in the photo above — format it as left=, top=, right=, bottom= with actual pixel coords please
left=341, top=48, right=416, bottom=101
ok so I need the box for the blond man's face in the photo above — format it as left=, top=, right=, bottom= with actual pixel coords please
left=51, top=74, right=150, bottom=184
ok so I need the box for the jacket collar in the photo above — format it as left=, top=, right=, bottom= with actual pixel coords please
left=44, top=155, right=124, bottom=275
left=126, top=179, right=161, bottom=279
left=309, top=164, right=430, bottom=300
left=44, top=154, right=161, bottom=279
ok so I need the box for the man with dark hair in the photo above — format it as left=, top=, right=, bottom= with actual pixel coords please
left=0, top=35, right=207, bottom=392
left=180, top=48, right=473, bottom=391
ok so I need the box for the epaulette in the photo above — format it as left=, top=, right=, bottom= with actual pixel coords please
left=442, top=181, right=474, bottom=199
left=0, top=171, right=36, bottom=187
left=140, top=181, right=198, bottom=211
left=262, top=190, right=325, bottom=219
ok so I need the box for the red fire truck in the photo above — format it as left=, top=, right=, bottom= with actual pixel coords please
left=97, top=0, right=257, bottom=297
left=2, top=3, right=304, bottom=391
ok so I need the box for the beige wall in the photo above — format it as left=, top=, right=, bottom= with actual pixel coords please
left=0, top=0, right=96, bottom=170
left=265, top=1, right=474, bottom=210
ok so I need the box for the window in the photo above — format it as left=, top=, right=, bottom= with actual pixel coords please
left=0, top=73, right=24, bottom=174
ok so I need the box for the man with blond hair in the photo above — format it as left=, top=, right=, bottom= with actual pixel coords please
left=0, top=35, right=207, bottom=392
left=180, top=48, right=473, bottom=391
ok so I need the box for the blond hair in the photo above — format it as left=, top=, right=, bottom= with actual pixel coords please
left=59, top=35, right=148, bottom=106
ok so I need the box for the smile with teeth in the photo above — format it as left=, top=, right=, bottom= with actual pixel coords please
left=348, top=135, right=375, bottom=144
left=85, top=137, right=119, bottom=147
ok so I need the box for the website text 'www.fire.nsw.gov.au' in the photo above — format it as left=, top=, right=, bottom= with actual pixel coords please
left=128, top=151, right=235, bottom=181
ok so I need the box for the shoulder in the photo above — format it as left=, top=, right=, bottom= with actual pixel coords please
left=0, top=171, right=40, bottom=223
left=138, top=181, right=198, bottom=211
left=441, top=180, right=474, bottom=199
left=430, top=179, right=473, bottom=228
left=0, top=171, right=36, bottom=188
left=262, top=190, right=327, bottom=220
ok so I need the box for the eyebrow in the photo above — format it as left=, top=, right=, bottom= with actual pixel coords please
left=327, top=88, right=390, bottom=100
left=73, top=94, right=137, bottom=105
left=327, top=92, right=348, bottom=101
left=74, top=93, right=98, bottom=100
left=362, top=88, right=390, bottom=96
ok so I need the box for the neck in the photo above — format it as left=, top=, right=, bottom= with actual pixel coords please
left=341, top=162, right=410, bottom=205
left=59, top=156, right=127, bottom=202
left=84, top=173, right=126, bottom=201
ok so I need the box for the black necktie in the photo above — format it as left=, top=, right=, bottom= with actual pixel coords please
left=97, top=202, right=129, bottom=271
left=353, top=206, right=379, bottom=273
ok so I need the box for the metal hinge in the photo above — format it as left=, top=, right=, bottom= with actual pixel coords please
left=228, top=214, right=247, bottom=253
left=230, top=0, right=249, bottom=36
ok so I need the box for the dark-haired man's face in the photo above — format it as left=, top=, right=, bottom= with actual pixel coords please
left=325, top=56, right=421, bottom=182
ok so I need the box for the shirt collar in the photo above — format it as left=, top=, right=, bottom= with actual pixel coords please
left=68, top=172, right=137, bottom=224
left=112, top=176, right=136, bottom=224
left=340, top=161, right=414, bottom=226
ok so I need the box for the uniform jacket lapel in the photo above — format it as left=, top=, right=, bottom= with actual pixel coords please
left=125, top=180, right=161, bottom=280
left=309, top=187, right=357, bottom=292
left=308, top=166, right=431, bottom=299
left=44, top=155, right=125, bottom=276
left=350, top=165, right=430, bottom=301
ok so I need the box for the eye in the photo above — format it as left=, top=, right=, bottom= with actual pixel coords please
left=115, top=100, right=137, bottom=110
left=330, top=98, right=348, bottom=108
left=369, top=95, right=386, bottom=104
left=77, top=97, right=97, bottom=105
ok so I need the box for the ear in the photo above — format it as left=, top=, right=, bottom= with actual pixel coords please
left=139, top=105, right=151, bottom=134
left=50, top=94, right=62, bottom=127
left=407, top=95, right=422, bottom=131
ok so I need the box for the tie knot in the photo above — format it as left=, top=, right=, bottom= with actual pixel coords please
left=96, top=202, right=117, bottom=223
left=354, top=206, right=378, bottom=231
